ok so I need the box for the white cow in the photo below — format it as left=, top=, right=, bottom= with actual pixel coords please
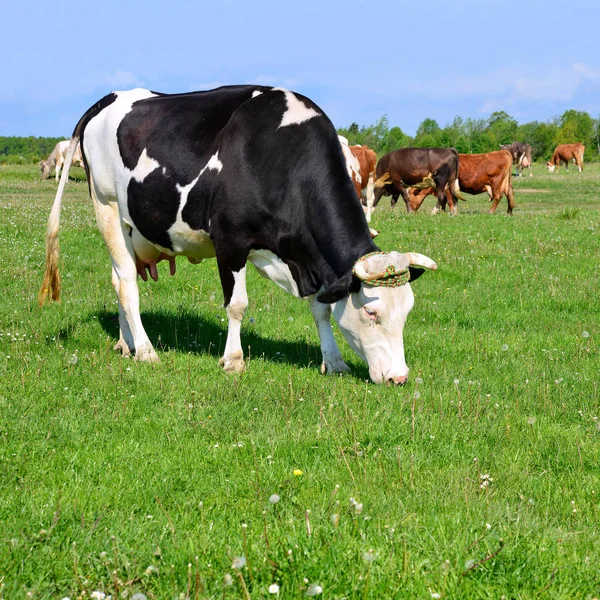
left=40, top=140, right=84, bottom=181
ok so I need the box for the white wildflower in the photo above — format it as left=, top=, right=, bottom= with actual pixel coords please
left=232, top=555, right=246, bottom=569
left=269, top=494, right=280, bottom=504
left=306, top=583, right=323, bottom=596
left=223, top=573, right=233, bottom=586
left=268, top=583, right=280, bottom=594
left=582, top=331, right=590, bottom=338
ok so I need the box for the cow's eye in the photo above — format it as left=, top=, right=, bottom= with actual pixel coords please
left=364, top=306, right=378, bottom=320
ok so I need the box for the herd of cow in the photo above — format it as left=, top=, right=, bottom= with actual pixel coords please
left=338, top=138, right=585, bottom=217
left=37, top=86, right=586, bottom=386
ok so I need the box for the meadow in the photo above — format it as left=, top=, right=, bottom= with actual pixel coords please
left=0, top=163, right=599, bottom=599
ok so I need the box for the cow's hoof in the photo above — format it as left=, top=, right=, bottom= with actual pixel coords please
left=430, top=207, right=439, bottom=215
left=321, top=357, right=351, bottom=375
left=134, top=347, right=160, bottom=363
left=220, top=352, right=245, bottom=373
left=114, top=338, right=132, bottom=358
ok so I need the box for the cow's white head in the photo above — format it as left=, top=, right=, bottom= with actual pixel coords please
left=546, top=161, right=556, bottom=173
left=317, top=251, right=437, bottom=384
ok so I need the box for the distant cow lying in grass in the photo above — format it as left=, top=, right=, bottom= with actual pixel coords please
left=546, top=142, right=585, bottom=173
left=40, top=140, right=84, bottom=181
left=409, top=150, right=515, bottom=215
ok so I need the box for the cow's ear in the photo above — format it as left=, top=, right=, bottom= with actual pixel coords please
left=317, top=272, right=360, bottom=304
left=408, top=267, right=426, bottom=282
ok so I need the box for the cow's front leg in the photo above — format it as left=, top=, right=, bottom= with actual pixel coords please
left=309, top=295, right=350, bottom=375
left=218, top=263, right=248, bottom=373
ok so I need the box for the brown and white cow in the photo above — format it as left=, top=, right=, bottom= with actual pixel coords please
left=409, top=150, right=515, bottom=215
left=546, top=142, right=585, bottom=173
left=373, top=148, right=461, bottom=214
left=40, top=140, right=84, bottom=181
left=338, top=137, right=377, bottom=223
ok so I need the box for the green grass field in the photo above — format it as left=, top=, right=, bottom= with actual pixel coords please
left=0, top=162, right=599, bottom=599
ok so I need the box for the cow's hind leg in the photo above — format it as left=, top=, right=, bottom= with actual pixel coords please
left=309, top=295, right=350, bottom=375
left=216, top=255, right=248, bottom=374
left=91, top=186, right=158, bottom=362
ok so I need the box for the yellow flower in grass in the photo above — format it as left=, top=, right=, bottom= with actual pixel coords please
left=293, top=469, right=303, bottom=476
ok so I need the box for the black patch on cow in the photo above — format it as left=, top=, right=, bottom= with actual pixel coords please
left=408, top=267, right=425, bottom=282
left=317, top=272, right=361, bottom=304
left=127, top=172, right=181, bottom=250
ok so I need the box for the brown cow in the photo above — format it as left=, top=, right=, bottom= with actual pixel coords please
left=373, top=148, right=460, bottom=214
left=546, top=142, right=585, bottom=173
left=409, top=150, right=515, bottom=215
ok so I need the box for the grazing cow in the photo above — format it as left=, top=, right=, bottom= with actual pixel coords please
left=546, top=142, right=585, bottom=173
left=40, top=139, right=84, bottom=181
left=373, top=148, right=461, bottom=214
left=39, top=86, right=437, bottom=385
left=501, top=142, right=532, bottom=177
left=409, top=150, right=515, bottom=215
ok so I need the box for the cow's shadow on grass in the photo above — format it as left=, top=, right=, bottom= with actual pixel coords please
left=94, top=308, right=369, bottom=379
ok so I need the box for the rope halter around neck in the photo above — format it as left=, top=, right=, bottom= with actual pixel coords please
left=352, top=252, right=411, bottom=287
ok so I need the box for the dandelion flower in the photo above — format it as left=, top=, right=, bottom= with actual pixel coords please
left=362, top=549, right=376, bottom=562
left=415, top=377, right=424, bottom=384
left=131, top=595, right=148, bottom=600
left=232, top=556, right=246, bottom=570
left=501, top=344, right=508, bottom=351
left=306, top=583, right=323, bottom=596
left=268, top=583, right=280, bottom=594
left=269, top=493, right=280, bottom=504
left=90, top=593, right=106, bottom=600
left=293, top=469, right=303, bottom=476
left=224, top=573, right=233, bottom=586
left=453, top=378, right=460, bottom=385
left=582, top=331, right=590, bottom=338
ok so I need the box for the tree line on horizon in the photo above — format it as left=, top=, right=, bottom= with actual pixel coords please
left=1, top=108, right=599, bottom=165
left=338, top=109, right=600, bottom=162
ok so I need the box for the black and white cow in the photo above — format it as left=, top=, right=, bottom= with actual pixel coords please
left=39, top=86, right=437, bottom=384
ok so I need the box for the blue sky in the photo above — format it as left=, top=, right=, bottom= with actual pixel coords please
left=2, top=0, right=599, bottom=137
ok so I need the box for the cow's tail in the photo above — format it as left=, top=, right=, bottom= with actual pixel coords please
left=39, top=92, right=117, bottom=305
left=38, top=136, right=80, bottom=304
left=374, top=172, right=392, bottom=189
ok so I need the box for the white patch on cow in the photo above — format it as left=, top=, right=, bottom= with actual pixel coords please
left=166, top=168, right=216, bottom=259
left=273, top=88, right=320, bottom=128
left=248, top=249, right=300, bottom=297
left=83, top=88, right=157, bottom=202
left=203, top=151, right=223, bottom=174
left=252, top=90, right=262, bottom=98
left=130, top=148, right=160, bottom=183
